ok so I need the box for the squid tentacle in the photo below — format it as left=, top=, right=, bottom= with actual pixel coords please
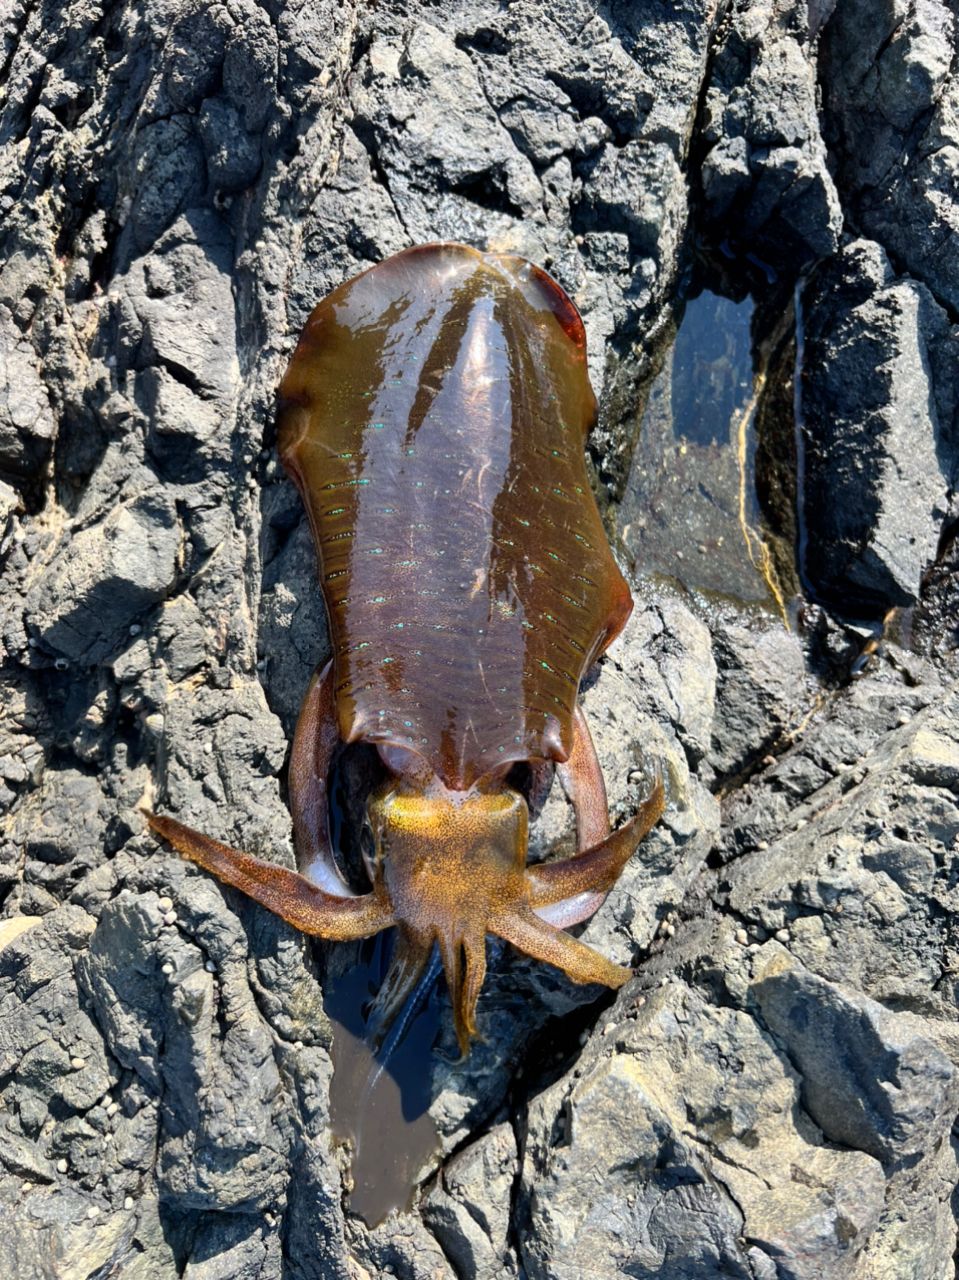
left=289, top=659, right=362, bottom=897
left=367, top=930, right=434, bottom=1043
left=491, top=905, right=631, bottom=989
left=149, top=765, right=665, bottom=1052
left=147, top=813, right=394, bottom=941
left=527, top=774, right=665, bottom=926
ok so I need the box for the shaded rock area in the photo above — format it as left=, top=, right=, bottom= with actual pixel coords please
left=699, top=0, right=843, bottom=269
left=0, top=2, right=957, bottom=1279
left=820, top=0, right=959, bottom=313
left=799, top=238, right=956, bottom=610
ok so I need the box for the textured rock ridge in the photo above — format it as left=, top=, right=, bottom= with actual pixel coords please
left=0, top=0, right=957, bottom=1277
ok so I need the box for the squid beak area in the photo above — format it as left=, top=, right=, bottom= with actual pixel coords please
left=384, top=893, right=630, bottom=1059
left=362, top=923, right=486, bottom=1061
left=374, top=778, right=661, bottom=1056
left=375, top=787, right=529, bottom=1058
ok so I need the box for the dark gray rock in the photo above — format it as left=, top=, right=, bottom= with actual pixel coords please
left=126, top=119, right=207, bottom=253
left=619, top=597, right=717, bottom=769
left=0, top=1186, right=174, bottom=1280
left=0, top=306, right=56, bottom=474
left=799, top=238, right=954, bottom=610
left=709, top=616, right=810, bottom=779
left=1, top=0, right=958, bottom=1274
left=181, top=1215, right=282, bottom=1280
left=197, top=98, right=263, bottom=195
left=13, top=769, right=112, bottom=914
left=125, top=211, right=240, bottom=408
left=0, top=1128, right=55, bottom=1183
left=161, top=5, right=232, bottom=115
left=700, top=0, right=842, bottom=267
left=351, top=22, right=541, bottom=246
left=138, top=366, right=223, bottom=445
left=753, top=953, right=959, bottom=1165
left=155, top=681, right=289, bottom=848
left=725, top=679, right=959, bottom=1019
left=519, top=975, right=884, bottom=1279
left=222, top=5, right=279, bottom=134
left=423, top=1123, right=519, bottom=1280
left=821, top=0, right=959, bottom=313
left=22, top=491, right=181, bottom=664
left=345, top=1216, right=456, bottom=1280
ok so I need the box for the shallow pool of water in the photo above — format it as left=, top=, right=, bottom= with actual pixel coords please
left=618, top=288, right=790, bottom=618
left=324, top=934, right=441, bottom=1227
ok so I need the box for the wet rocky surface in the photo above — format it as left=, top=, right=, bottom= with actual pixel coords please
left=0, top=0, right=957, bottom=1277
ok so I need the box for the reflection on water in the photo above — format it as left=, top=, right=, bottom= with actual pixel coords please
left=619, top=289, right=788, bottom=616
left=324, top=934, right=441, bottom=1227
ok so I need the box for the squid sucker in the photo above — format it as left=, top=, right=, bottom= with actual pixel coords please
left=149, top=243, right=664, bottom=1055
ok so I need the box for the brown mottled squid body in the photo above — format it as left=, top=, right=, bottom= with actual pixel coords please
left=149, top=244, right=664, bottom=1055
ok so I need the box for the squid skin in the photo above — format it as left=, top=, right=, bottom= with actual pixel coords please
left=149, top=243, right=664, bottom=1056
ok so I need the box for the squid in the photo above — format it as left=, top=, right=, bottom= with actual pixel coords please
left=150, top=243, right=664, bottom=1055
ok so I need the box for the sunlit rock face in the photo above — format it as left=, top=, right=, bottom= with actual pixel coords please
left=798, top=239, right=955, bottom=611
left=1, top=0, right=958, bottom=1276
